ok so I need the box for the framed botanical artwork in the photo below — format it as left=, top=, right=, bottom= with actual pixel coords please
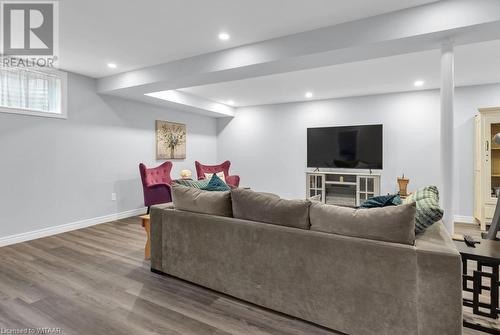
left=156, top=120, right=186, bottom=160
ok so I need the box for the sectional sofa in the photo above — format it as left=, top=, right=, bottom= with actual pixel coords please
left=150, top=186, right=462, bottom=335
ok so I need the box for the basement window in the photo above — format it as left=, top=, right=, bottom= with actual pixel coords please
left=0, top=67, right=67, bottom=119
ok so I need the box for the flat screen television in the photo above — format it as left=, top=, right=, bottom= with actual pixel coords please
left=307, top=124, right=383, bottom=169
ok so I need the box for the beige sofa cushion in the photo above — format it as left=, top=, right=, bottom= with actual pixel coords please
left=231, top=188, right=311, bottom=229
left=310, top=202, right=416, bottom=245
left=171, top=184, right=232, bottom=217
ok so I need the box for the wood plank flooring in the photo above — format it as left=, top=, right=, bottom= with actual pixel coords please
left=0, top=217, right=338, bottom=335
left=0, top=218, right=496, bottom=334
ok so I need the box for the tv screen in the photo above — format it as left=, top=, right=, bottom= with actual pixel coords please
left=307, top=125, right=383, bottom=169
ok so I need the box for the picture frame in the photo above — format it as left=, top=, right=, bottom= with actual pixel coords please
left=155, top=120, right=186, bottom=160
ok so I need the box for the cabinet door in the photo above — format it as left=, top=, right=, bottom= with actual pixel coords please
left=474, top=170, right=481, bottom=220
left=356, top=176, right=381, bottom=206
left=474, top=116, right=481, bottom=172
left=474, top=116, right=481, bottom=221
left=359, top=178, right=366, bottom=192
left=483, top=115, right=500, bottom=205
left=306, top=173, right=325, bottom=203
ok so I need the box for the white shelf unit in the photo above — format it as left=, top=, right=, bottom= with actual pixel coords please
left=306, top=171, right=381, bottom=207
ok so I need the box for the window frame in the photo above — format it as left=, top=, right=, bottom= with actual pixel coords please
left=0, top=68, right=68, bottom=119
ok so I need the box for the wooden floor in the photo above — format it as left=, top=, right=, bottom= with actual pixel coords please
left=455, top=223, right=500, bottom=335
left=0, top=217, right=338, bottom=335
left=0, top=219, right=498, bottom=334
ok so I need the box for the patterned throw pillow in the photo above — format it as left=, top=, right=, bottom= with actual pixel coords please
left=204, top=171, right=226, bottom=182
left=403, top=185, right=443, bottom=234
left=202, top=173, right=230, bottom=191
left=172, top=178, right=210, bottom=189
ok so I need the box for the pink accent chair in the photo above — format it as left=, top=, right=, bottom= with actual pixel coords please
left=195, top=160, right=240, bottom=187
left=139, top=161, right=173, bottom=213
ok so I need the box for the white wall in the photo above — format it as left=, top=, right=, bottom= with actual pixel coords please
left=0, top=72, right=217, bottom=239
left=218, top=90, right=441, bottom=198
left=2, top=72, right=498, bottom=242
left=454, top=84, right=500, bottom=217
left=217, top=83, right=500, bottom=222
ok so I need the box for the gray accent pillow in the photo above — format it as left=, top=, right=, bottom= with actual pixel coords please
left=310, top=202, right=416, bottom=245
left=403, top=185, right=443, bottom=234
left=231, top=188, right=311, bottom=229
left=171, top=184, right=232, bottom=217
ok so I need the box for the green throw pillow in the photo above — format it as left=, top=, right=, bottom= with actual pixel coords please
left=202, top=173, right=230, bottom=192
left=172, top=178, right=210, bottom=189
left=403, top=185, right=443, bottom=234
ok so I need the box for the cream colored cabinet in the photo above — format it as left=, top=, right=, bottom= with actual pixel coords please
left=474, top=107, right=500, bottom=230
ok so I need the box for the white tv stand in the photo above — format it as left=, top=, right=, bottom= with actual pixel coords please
left=306, top=171, right=381, bottom=207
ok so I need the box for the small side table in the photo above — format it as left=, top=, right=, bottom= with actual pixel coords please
left=139, top=215, right=150, bottom=260
left=454, top=240, right=500, bottom=333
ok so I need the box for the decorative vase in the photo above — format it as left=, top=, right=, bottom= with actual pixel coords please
left=397, top=177, right=410, bottom=197
left=180, top=169, right=192, bottom=179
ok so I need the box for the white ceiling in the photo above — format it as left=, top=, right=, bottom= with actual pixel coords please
left=59, top=0, right=438, bottom=78
left=177, top=39, right=500, bottom=107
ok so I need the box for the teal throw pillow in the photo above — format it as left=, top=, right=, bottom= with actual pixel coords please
left=360, top=194, right=402, bottom=209
left=202, top=173, right=230, bottom=192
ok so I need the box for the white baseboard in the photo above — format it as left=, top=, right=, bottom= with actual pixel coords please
left=0, top=207, right=147, bottom=247
left=454, top=215, right=474, bottom=224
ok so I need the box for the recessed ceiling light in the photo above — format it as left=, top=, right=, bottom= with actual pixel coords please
left=218, top=32, right=230, bottom=41
left=107, top=63, right=117, bottom=69
left=226, top=100, right=235, bottom=106
left=305, top=92, right=313, bottom=98
left=414, top=80, right=424, bottom=87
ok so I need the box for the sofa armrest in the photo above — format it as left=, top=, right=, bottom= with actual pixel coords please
left=151, top=202, right=174, bottom=211
left=150, top=202, right=174, bottom=271
left=414, top=221, right=462, bottom=335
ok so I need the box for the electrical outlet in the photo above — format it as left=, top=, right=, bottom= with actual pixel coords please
left=111, top=193, right=117, bottom=201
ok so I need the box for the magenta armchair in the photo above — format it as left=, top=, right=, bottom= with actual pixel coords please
left=195, top=160, right=240, bottom=187
left=139, top=161, right=173, bottom=213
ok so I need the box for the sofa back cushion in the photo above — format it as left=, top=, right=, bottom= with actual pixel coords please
left=231, top=188, right=311, bottom=229
left=310, top=202, right=416, bottom=245
left=171, top=184, right=232, bottom=217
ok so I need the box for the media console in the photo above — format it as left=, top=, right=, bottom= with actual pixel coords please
left=306, top=171, right=381, bottom=207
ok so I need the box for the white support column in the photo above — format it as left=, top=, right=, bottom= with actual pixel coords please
left=440, top=41, right=455, bottom=233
